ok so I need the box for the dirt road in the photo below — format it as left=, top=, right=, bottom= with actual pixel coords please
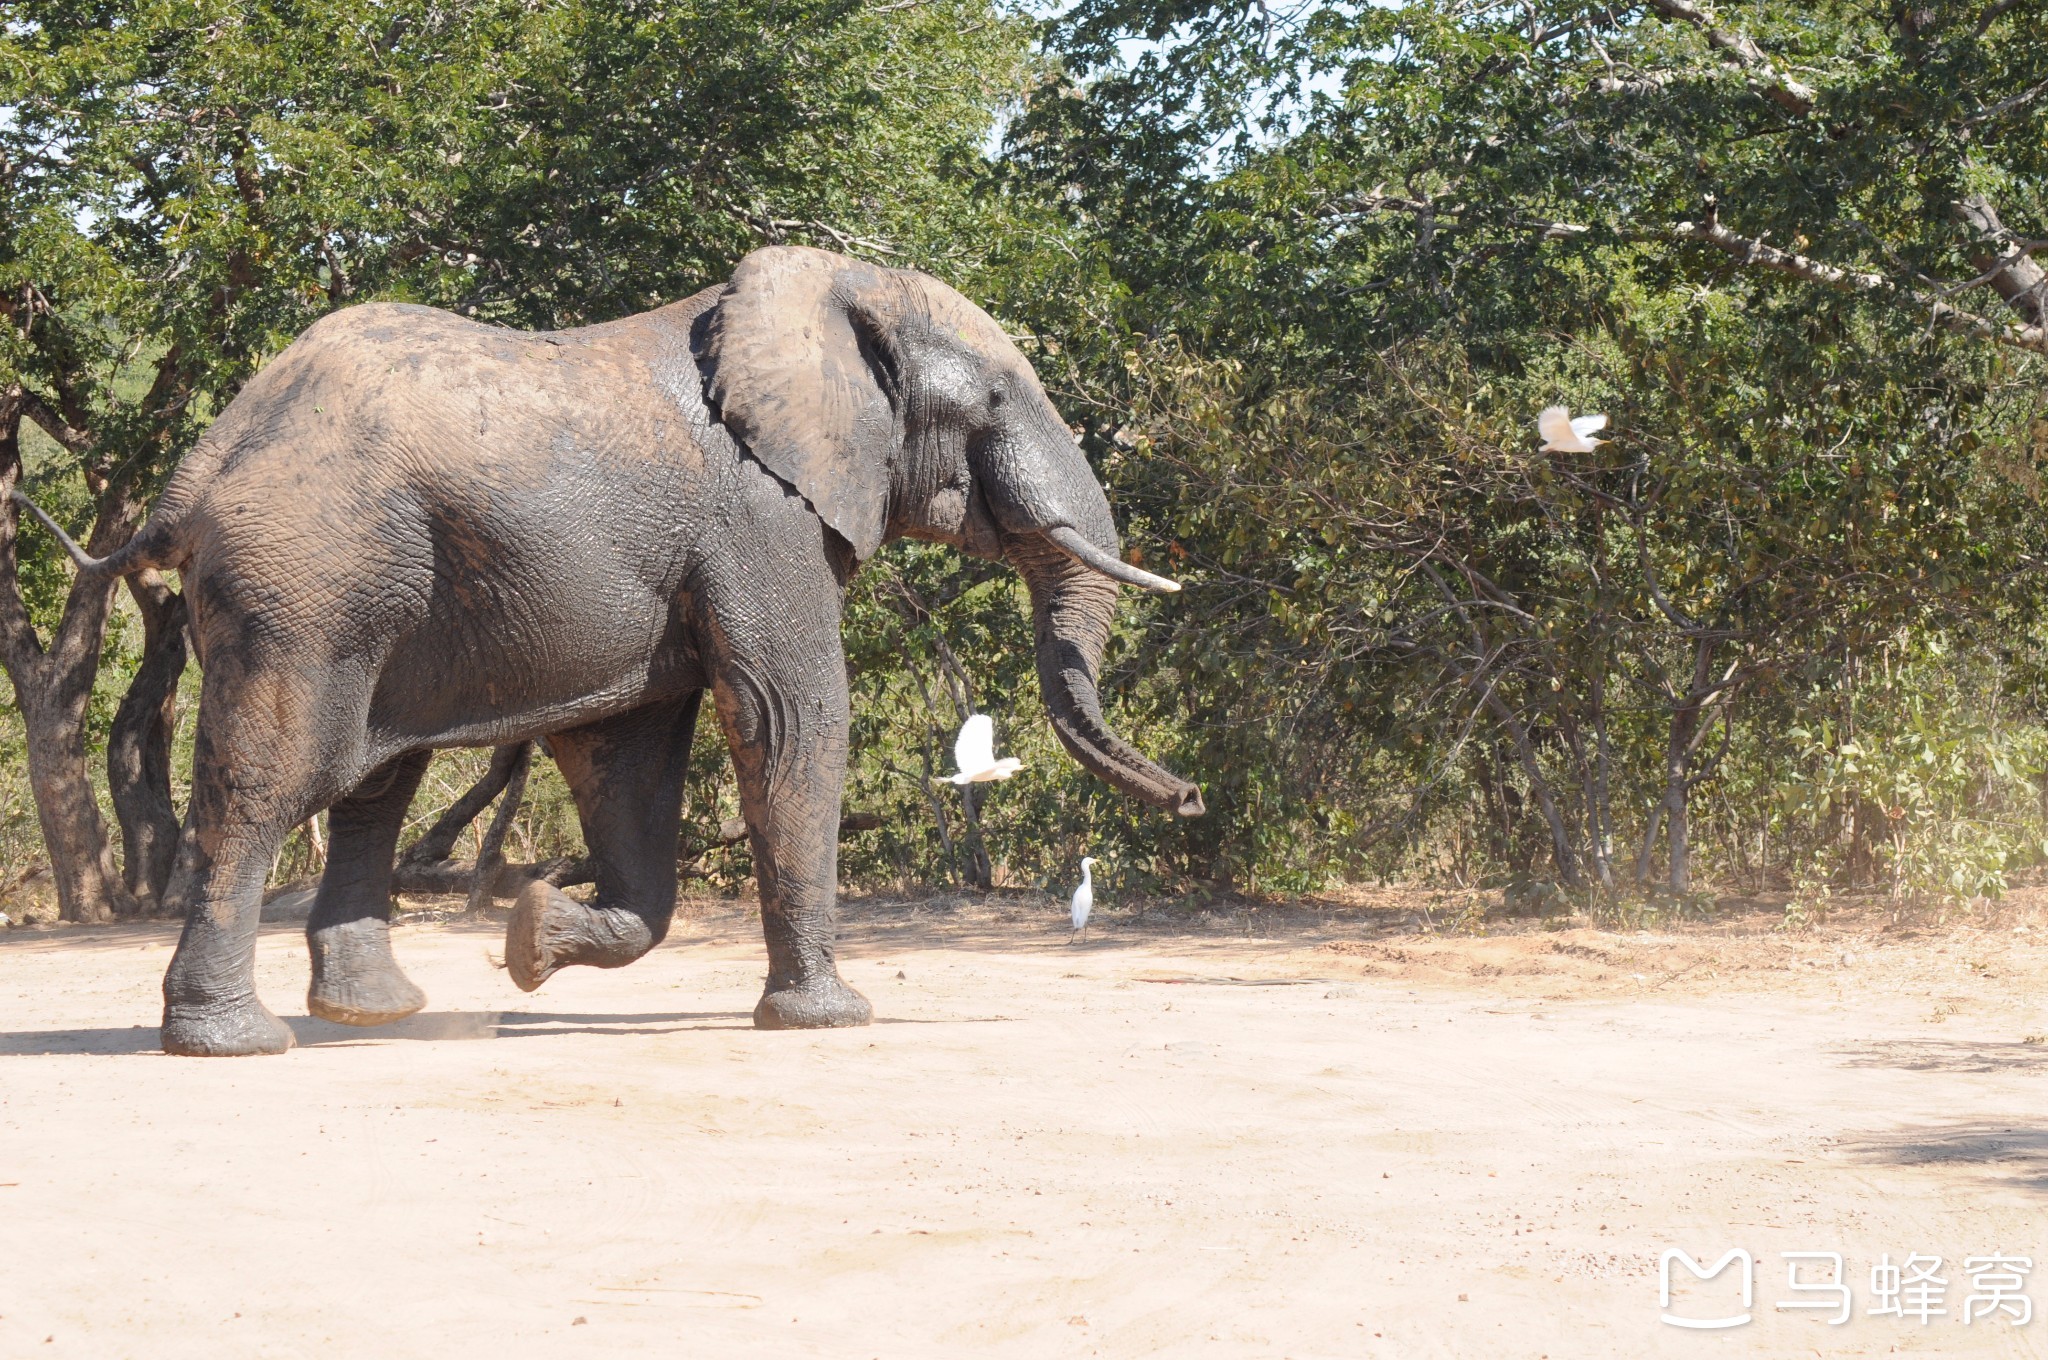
left=3, top=892, right=2046, bottom=1357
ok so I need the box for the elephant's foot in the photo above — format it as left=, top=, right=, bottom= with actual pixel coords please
left=506, top=881, right=662, bottom=993
left=754, top=976, right=873, bottom=1030
left=161, top=996, right=296, bottom=1057
left=307, top=966, right=427, bottom=1027
left=307, top=916, right=427, bottom=1026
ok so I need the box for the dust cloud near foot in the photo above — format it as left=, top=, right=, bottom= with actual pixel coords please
left=3, top=889, right=2045, bottom=1357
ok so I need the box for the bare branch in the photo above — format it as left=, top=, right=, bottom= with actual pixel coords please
left=0, top=385, right=49, bottom=671
left=1969, top=73, right=2048, bottom=126
left=1974, top=0, right=2025, bottom=38
left=1592, top=70, right=1679, bottom=97
left=1670, top=211, right=2048, bottom=355
left=1640, top=0, right=1815, bottom=113
left=1955, top=194, right=2048, bottom=328
left=320, top=236, right=354, bottom=302
left=18, top=389, right=93, bottom=453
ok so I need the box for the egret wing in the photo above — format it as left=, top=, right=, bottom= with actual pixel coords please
left=954, top=713, right=995, bottom=775
left=1536, top=405, right=1578, bottom=450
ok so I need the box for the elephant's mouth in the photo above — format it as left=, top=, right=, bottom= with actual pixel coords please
left=1044, top=524, right=1182, bottom=594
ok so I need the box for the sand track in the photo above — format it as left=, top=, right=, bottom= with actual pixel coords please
left=3, top=893, right=2046, bottom=1357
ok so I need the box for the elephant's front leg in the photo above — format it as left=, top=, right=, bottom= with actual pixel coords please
left=503, top=697, right=701, bottom=991
left=709, top=601, right=872, bottom=1030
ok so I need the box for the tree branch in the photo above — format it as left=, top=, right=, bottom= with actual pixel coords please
left=1640, top=0, right=1815, bottom=113
left=0, top=386, right=48, bottom=672
left=1670, top=210, right=2048, bottom=355
left=1969, top=73, right=2048, bottom=126
left=1955, top=194, right=2048, bottom=328
left=18, top=389, right=93, bottom=454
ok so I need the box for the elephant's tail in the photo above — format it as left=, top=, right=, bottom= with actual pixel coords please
left=9, top=489, right=181, bottom=583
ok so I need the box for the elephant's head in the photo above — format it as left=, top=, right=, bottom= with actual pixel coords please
left=700, top=245, right=1204, bottom=817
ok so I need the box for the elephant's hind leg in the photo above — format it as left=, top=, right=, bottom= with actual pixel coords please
left=162, top=669, right=369, bottom=1057
left=307, top=750, right=433, bottom=1025
left=505, top=695, right=701, bottom=992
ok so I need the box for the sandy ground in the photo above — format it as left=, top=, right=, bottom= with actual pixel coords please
left=4, top=889, right=2048, bottom=1358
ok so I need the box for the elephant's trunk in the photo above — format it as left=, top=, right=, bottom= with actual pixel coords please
left=1012, top=534, right=1205, bottom=817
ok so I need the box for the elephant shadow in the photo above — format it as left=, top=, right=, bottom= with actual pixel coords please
left=291, top=1010, right=759, bottom=1044
left=0, top=1025, right=165, bottom=1056
left=0, top=1010, right=757, bottom=1055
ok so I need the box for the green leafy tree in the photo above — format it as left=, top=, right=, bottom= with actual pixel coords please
left=981, top=0, right=2048, bottom=893
left=0, top=0, right=1028, bottom=919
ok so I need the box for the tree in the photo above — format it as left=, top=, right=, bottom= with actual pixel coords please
left=980, top=0, right=2048, bottom=892
left=0, top=0, right=1029, bottom=918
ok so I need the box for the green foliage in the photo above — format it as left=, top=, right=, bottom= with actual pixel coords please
left=2, top=0, right=1031, bottom=491
left=0, top=0, right=1035, bottom=893
left=959, top=0, right=2048, bottom=898
left=1769, top=634, right=2048, bottom=907
left=8, top=0, right=2048, bottom=915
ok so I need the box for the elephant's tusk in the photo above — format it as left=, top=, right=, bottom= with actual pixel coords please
left=1045, top=525, right=1182, bottom=594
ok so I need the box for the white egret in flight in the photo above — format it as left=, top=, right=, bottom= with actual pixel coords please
left=1537, top=405, right=1609, bottom=453
left=948, top=713, right=1023, bottom=784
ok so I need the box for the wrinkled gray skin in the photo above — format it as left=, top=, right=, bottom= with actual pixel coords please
left=34, top=246, right=1202, bottom=1056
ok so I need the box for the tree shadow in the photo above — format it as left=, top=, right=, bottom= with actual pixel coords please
left=1834, top=1040, right=2048, bottom=1074
left=1835, top=1122, right=2048, bottom=1192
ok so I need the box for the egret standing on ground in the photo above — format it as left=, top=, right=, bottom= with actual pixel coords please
left=1537, top=405, right=1609, bottom=453
left=948, top=713, right=1023, bottom=784
left=1070, top=856, right=1095, bottom=943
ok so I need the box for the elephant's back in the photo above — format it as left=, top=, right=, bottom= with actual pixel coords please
left=172, top=299, right=717, bottom=676
left=206, top=303, right=689, bottom=473
left=176, top=293, right=725, bottom=505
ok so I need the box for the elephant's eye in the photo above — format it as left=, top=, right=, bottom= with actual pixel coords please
left=988, top=387, right=1006, bottom=408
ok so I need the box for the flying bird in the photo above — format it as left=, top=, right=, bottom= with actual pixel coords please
left=1070, top=856, right=1095, bottom=943
left=948, top=713, right=1023, bottom=785
left=1537, top=405, right=1609, bottom=453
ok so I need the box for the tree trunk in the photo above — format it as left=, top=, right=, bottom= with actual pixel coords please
left=1484, top=688, right=1580, bottom=888
left=0, top=395, right=144, bottom=922
left=15, top=676, right=132, bottom=921
left=1588, top=663, right=1617, bottom=892
left=465, top=742, right=531, bottom=915
left=107, top=576, right=187, bottom=912
left=1560, top=702, right=1615, bottom=894
left=957, top=782, right=993, bottom=889
left=1663, top=774, right=1692, bottom=895
left=914, top=730, right=962, bottom=887
left=1661, top=638, right=1719, bottom=896
left=399, top=744, right=528, bottom=866
left=1477, top=743, right=1517, bottom=871
left=1635, top=799, right=1666, bottom=886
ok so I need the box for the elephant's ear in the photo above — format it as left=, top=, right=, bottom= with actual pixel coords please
left=702, top=246, right=903, bottom=561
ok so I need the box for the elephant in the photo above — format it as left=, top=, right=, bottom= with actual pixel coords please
left=14, top=245, right=1204, bottom=1056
